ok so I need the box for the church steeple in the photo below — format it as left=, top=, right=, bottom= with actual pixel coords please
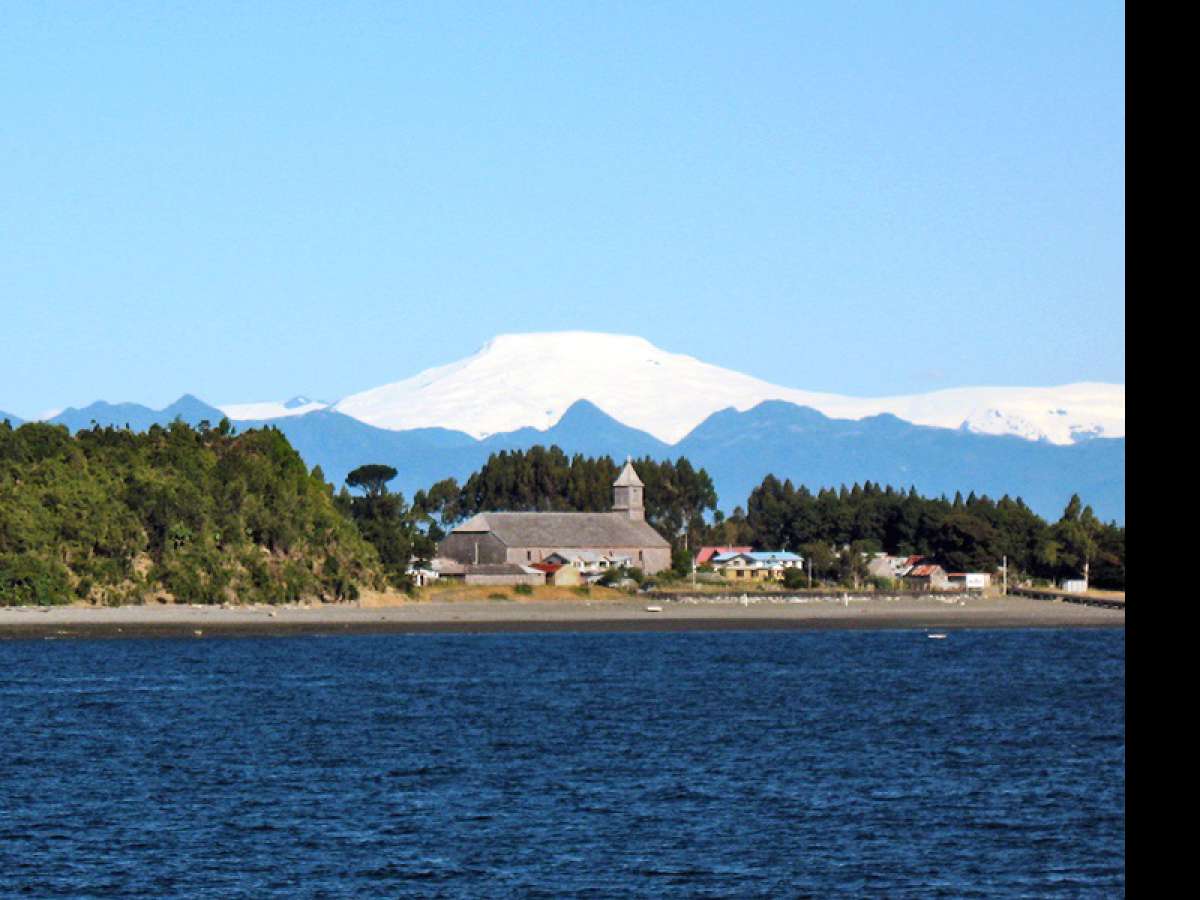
left=612, top=456, right=645, bottom=521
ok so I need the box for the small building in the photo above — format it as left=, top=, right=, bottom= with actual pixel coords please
left=429, top=558, right=544, bottom=586
left=902, top=561, right=950, bottom=591
left=463, top=564, right=544, bottom=587
left=711, top=551, right=803, bottom=581
left=529, top=561, right=583, bottom=586
left=867, top=554, right=910, bottom=580
left=431, top=557, right=466, bottom=580
left=544, top=550, right=602, bottom=573
left=406, top=564, right=440, bottom=587
left=947, top=572, right=991, bottom=591
left=1062, top=579, right=1088, bottom=593
left=695, top=545, right=752, bottom=567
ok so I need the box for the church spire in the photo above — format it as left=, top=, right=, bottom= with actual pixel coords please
left=612, top=457, right=644, bottom=520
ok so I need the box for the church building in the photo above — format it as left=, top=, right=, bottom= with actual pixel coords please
left=436, top=459, right=672, bottom=574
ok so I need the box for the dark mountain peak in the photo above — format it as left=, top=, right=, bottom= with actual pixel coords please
left=555, top=399, right=625, bottom=428
left=47, top=395, right=224, bottom=432
left=859, top=411, right=910, bottom=429
left=683, top=401, right=834, bottom=445
left=741, top=400, right=832, bottom=425
left=476, top=398, right=666, bottom=457
left=164, top=394, right=224, bottom=418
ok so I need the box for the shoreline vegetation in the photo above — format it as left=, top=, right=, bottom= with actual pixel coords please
left=2, top=420, right=1125, bottom=609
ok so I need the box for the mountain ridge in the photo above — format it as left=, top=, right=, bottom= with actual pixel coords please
left=329, top=331, right=1124, bottom=445
left=18, top=392, right=1124, bottom=522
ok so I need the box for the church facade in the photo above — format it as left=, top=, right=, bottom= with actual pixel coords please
left=436, top=459, right=672, bottom=574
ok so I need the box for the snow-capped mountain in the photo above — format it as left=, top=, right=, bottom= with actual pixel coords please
left=332, top=332, right=1124, bottom=446
left=218, top=395, right=329, bottom=421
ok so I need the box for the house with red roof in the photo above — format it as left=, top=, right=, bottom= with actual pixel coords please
left=695, top=546, right=753, bottom=567
left=899, top=556, right=950, bottom=591
left=528, top=561, right=582, bottom=586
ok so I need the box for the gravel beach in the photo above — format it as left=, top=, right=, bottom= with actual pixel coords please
left=0, top=593, right=1124, bottom=640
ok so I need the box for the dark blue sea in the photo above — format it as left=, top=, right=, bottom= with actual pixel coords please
left=1, top=629, right=1124, bottom=897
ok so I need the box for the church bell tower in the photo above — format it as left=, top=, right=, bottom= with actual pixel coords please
left=612, top=457, right=645, bottom=521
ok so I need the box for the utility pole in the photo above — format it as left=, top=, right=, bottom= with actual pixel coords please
left=1001, top=555, right=1007, bottom=595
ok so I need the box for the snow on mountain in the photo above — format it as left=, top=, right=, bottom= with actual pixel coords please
left=218, top=396, right=329, bottom=421
left=332, top=332, right=1125, bottom=446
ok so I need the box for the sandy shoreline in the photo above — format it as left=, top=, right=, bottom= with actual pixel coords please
left=0, top=594, right=1124, bottom=640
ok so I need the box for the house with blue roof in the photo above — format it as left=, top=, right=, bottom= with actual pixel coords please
left=710, top=550, right=804, bottom=582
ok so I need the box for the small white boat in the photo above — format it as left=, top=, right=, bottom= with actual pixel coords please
left=645, top=605, right=663, bottom=613
left=927, top=633, right=948, bottom=639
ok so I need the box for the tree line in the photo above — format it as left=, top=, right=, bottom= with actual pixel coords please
left=409, top=446, right=718, bottom=545
left=706, top=477, right=1124, bottom=588
left=402, top=447, right=1124, bottom=588
left=0, top=424, right=1124, bottom=605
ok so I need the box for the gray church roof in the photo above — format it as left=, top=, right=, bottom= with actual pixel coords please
left=451, top=512, right=669, bottom=549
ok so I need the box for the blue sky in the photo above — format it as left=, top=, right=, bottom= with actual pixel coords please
left=1, top=2, right=1124, bottom=419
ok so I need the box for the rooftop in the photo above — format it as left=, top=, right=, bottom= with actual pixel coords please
left=451, top=511, right=669, bottom=549
left=613, top=458, right=644, bottom=487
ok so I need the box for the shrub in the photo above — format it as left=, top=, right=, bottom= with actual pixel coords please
left=514, top=583, right=534, bottom=595
left=782, top=568, right=807, bottom=590
left=0, top=555, right=72, bottom=606
left=597, top=568, right=621, bottom=587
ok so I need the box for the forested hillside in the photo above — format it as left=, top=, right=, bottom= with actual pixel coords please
left=0, top=420, right=381, bottom=606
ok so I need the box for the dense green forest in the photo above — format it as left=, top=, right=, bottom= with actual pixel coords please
left=0, top=420, right=381, bottom=606
left=0, top=426, right=1125, bottom=606
left=411, top=447, right=1125, bottom=589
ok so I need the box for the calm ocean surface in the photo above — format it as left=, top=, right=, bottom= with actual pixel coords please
left=1, top=629, right=1124, bottom=898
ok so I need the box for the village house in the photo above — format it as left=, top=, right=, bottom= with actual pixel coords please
left=543, top=549, right=603, bottom=573
left=899, top=556, right=951, bottom=591
left=867, top=553, right=910, bottom=580
left=528, top=561, right=583, bottom=586
left=436, top=459, right=672, bottom=577
left=946, top=572, right=991, bottom=591
left=695, top=545, right=752, bottom=566
left=710, top=551, right=803, bottom=582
